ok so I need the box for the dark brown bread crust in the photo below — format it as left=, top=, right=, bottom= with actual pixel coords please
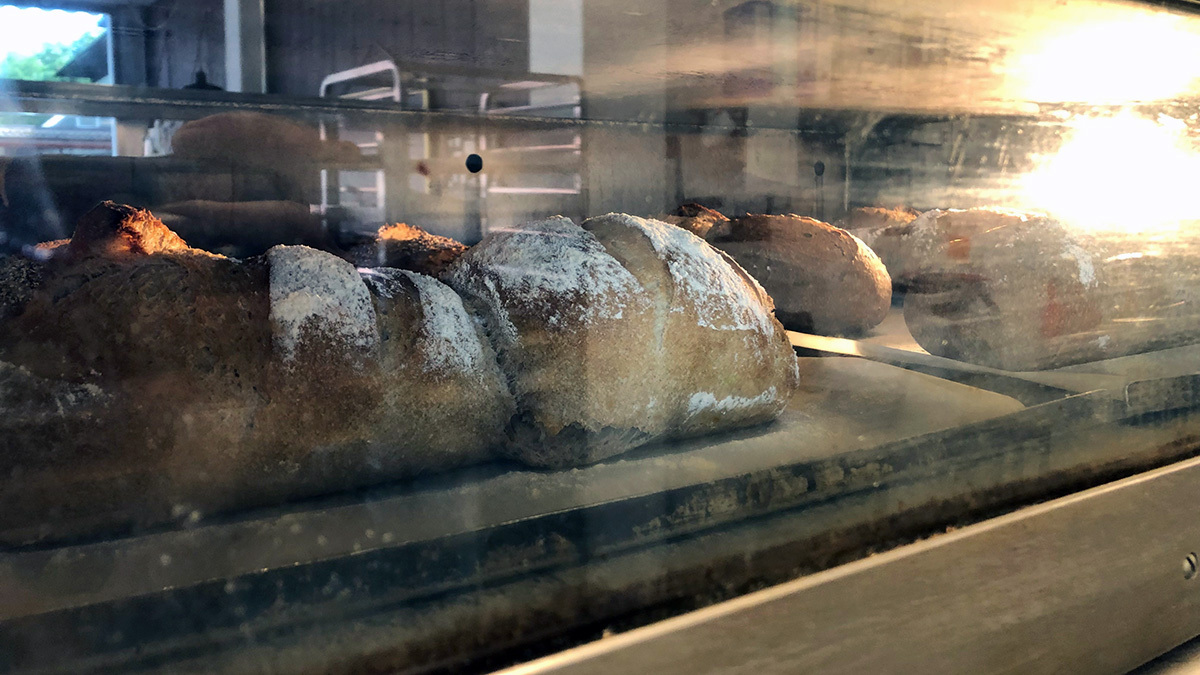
left=65, top=201, right=192, bottom=260
left=834, top=206, right=920, bottom=277
left=346, top=223, right=468, bottom=278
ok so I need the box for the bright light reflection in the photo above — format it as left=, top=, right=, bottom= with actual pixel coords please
left=1020, top=112, right=1200, bottom=233
left=1012, top=15, right=1200, bottom=104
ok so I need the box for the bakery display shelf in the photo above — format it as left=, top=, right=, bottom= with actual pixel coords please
left=0, top=79, right=1032, bottom=137
left=4, top=356, right=1200, bottom=673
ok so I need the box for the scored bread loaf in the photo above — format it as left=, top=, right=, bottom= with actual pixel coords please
left=582, top=214, right=799, bottom=439
left=445, top=214, right=799, bottom=467
left=0, top=201, right=513, bottom=544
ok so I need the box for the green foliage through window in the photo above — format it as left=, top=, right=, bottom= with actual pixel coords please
left=0, top=32, right=104, bottom=82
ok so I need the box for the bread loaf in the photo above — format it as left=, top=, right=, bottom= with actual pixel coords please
left=0, top=203, right=800, bottom=541
left=0, top=202, right=513, bottom=543
left=582, top=214, right=799, bottom=439
left=900, top=208, right=1108, bottom=370
left=661, top=208, right=892, bottom=335
left=714, top=215, right=891, bottom=335
left=445, top=214, right=798, bottom=467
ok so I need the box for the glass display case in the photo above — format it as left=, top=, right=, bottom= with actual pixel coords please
left=3, top=0, right=1200, bottom=672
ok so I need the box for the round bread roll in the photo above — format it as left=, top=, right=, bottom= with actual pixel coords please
left=0, top=202, right=513, bottom=543
left=445, top=214, right=798, bottom=467
left=713, top=214, right=891, bottom=335
left=900, top=208, right=1107, bottom=371
left=833, top=206, right=919, bottom=278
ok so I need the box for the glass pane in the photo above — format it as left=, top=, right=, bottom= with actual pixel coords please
left=2, top=0, right=1200, bottom=671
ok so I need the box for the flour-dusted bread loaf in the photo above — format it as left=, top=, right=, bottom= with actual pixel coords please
left=0, top=202, right=513, bottom=544
left=581, top=214, right=799, bottom=439
left=900, top=208, right=1108, bottom=370
left=834, top=206, right=919, bottom=279
left=445, top=214, right=798, bottom=467
left=345, top=222, right=468, bottom=277
left=711, top=215, right=892, bottom=335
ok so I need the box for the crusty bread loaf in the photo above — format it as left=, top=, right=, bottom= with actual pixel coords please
left=345, top=222, right=468, bottom=277
left=445, top=216, right=662, bottom=466
left=833, top=206, right=919, bottom=278
left=0, top=202, right=513, bottom=543
left=900, top=208, right=1108, bottom=370
left=582, top=214, right=799, bottom=439
left=446, top=214, right=798, bottom=467
left=712, top=215, right=892, bottom=335
left=0, top=204, right=800, bottom=541
left=660, top=209, right=892, bottom=335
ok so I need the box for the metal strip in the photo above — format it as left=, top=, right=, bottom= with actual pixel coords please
left=498, top=455, right=1200, bottom=675
left=224, top=0, right=267, bottom=94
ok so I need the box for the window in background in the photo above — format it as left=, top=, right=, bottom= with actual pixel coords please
left=0, top=5, right=109, bottom=83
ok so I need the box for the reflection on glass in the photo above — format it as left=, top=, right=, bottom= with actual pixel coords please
left=1021, top=112, right=1200, bottom=233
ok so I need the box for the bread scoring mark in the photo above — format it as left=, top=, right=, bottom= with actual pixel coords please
left=448, top=217, right=642, bottom=331
left=267, top=245, right=379, bottom=362
left=399, top=269, right=486, bottom=376
left=360, top=266, right=486, bottom=376
left=596, top=213, right=775, bottom=334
